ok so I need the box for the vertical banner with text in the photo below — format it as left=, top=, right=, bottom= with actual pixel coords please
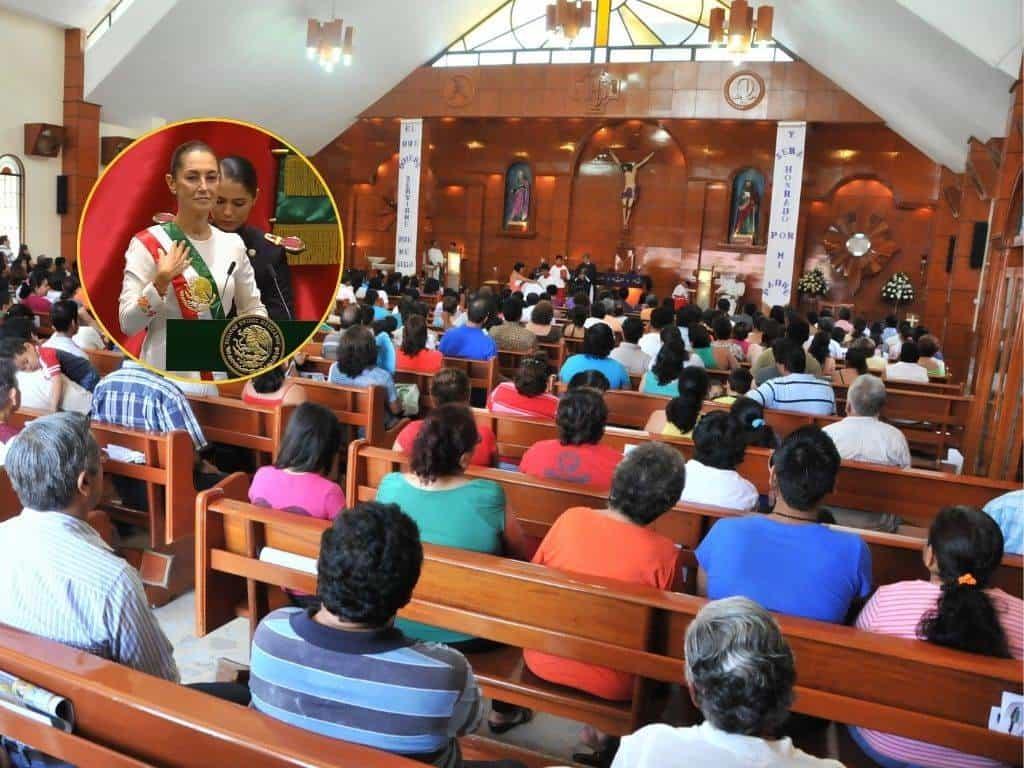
left=762, top=121, right=807, bottom=308
left=395, top=118, right=423, bottom=276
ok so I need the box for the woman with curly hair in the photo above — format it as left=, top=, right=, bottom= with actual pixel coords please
left=518, top=387, right=624, bottom=492
left=525, top=443, right=687, bottom=761
left=328, top=325, right=402, bottom=417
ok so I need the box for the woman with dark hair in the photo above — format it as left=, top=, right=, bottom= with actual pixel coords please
left=641, top=337, right=688, bottom=396
left=833, top=344, right=870, bottom=387
left=519, top=388, right=623, bottom=492
left=525, top=299, right=561, bottom=342
left=688, top=323, right=716, bottom=369
left=663, top=367, right=710, bottom=437
left=119, top=141, right=267, bottom=375
left=488, top=354, right=559, bottom=419
left=376, top=403, right=531, bottom=643
left=568, top=369, right=610, bottom=391
left=19, top=271, right=51, bottom=314
left=562, top=304, right=588, bottom=342
left=916, top=334, right=946, bottom=376
left=0, top=359, right=21, bottom=465
left=509, top=261, right=528, bottom=290
left=328, top=325, right=402, bottom=416
left=211, top=156, right=296, bottom=320
left=395, top=368, right=496, bottom=466
left=559, top=323, right=630, bottom=389
left=525, top=443, right=686, bottom=758
left=769, top=305, right=786, bottom=325
left=394, top=313, right=442, bottom=374
left=679, top=411, right=758, bottom=512
left=850, top=506, right=1022, bottom=768
left=710, top=316, right=740, bottom=370
left=729, top=396, right=778, bottom=449
left=808, top=330, right=836, bottom=376
left=241, top=363, right=307, bottom=407
left=248, top=402, right=345, bottom=521
left=731, top=321, right=751, bottom=359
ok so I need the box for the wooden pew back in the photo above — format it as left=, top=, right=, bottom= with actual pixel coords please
left=0, top=624, right=417, bottom=768
left=86, top=348, right=125, bottom=378
left=292, top=380, right=407, bottom=447
left=197, top=494, right=1023, bottom=763
left=186, top=396, right=289, bottom=463
left=9, top=409, right=195, bottom=546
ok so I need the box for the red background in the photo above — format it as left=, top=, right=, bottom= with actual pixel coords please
left=79, top=120, right=341, bottom=356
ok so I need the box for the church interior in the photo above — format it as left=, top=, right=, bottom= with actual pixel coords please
left=0, top=0, right=1020, bottom=766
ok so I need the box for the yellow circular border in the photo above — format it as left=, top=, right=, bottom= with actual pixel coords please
left=76, top=116, right=344, bottom=385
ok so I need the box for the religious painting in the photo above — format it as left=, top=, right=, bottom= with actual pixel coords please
left=728, top=168, right=765, bottom=246
left=503, top=162, right=533, bottom=231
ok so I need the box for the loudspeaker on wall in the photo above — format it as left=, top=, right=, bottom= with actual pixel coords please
left=56, top=175, right=68, bottom=215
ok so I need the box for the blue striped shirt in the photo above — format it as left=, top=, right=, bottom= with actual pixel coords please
left=0, top=509, right=178, bottom=681
left=746, top=373, right=836, bottom=416
left=91, top=363, right=207, bottom=450
left=250, top=608, right=481, bottom=768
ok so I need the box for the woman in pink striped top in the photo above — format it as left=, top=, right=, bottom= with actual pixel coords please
left=849, top=505, right=1022, bottom=768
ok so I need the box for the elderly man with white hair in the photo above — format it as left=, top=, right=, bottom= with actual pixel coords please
left=823, top=374, right=911, bottom=468
left=612, top=597, right=842, bottom=767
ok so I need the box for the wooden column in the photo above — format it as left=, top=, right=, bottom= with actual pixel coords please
left=61, top=28, right=99, bottom=265
left=962, top=73, right=1022, bottom=480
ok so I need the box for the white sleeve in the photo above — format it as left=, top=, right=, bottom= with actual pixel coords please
left=230, top=242, right=268, bottom=318
left=119, top=237, right=173, bottom=336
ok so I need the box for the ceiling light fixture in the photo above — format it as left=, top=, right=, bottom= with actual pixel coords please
left=708, top=1, right=773, bottom=66
left=306, top=6, right=353, bottom=72
left=546, top=0, right=592, bottom=48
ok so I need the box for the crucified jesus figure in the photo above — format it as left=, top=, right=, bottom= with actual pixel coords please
left=608, top=149, right=655, bottom=230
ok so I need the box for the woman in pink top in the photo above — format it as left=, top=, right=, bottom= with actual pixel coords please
left=249, top=402, right=345, bottom=522
left=20, top=271, right=51, bottom=315
left=850, top=506, right=1022, bottom=768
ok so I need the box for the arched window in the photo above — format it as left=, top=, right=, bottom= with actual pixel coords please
left=0, top=154, right=24, bottom=255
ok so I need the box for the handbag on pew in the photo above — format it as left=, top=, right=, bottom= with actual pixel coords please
left=395, top=383, right=421, bottom=417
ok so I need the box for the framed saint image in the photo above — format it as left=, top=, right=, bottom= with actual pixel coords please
left=500, top=161, right=536, bottom=237
left=78, top=118, right=343, bottom=385
left=728, top=167, right=766, bottom=246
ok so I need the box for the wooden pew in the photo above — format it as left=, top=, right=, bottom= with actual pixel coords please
left=344, top=440, right=1023, bottom=597
left=441, top=355, right=499, bottom=398
left=197, top=493, right=1024, bottom=764
left=186, top=396, right=291, bottom=465
left=0, top=470, right=19, bottom=523
left=9, top=408, right=196, bottom=547
left=554, top=382, right=670, bottom=429
left=496, top=342, right=565, bottom=379
left=0, top=623, right=420, bottom=768
left=291, top=380, right=408, bottom=448
left=393, top=368, right=436, bottom=412
left=86, top=348, right=125, bottom=377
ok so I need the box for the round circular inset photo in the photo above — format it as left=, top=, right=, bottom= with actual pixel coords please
left=78, top=118, right=342, bottom=385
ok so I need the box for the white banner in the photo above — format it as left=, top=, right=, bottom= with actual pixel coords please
left=394, top=118, right=423, bottom=276
left=762, top=122, right=807, bottom=308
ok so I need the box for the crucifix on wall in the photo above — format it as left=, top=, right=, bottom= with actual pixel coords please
left=609, top=149, right=655, bottom=231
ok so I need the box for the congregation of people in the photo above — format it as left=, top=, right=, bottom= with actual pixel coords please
left=0, top=256, right=1020, bottom=768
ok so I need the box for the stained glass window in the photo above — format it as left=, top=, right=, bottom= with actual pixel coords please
left=434, top=0, right=794, bottom=66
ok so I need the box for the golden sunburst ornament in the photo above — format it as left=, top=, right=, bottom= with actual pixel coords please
left=822, top=212, right=899, bottom=295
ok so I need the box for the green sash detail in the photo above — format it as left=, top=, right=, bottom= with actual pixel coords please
left=161, top=221, right=226, bottom=319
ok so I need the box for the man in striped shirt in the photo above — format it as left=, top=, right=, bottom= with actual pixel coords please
left=746, top=338, right=836, bottom=416
left=250, top=502, right=495, bottom=768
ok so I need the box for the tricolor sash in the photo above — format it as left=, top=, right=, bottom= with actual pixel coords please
left=134, top=222, right=226, bottom=321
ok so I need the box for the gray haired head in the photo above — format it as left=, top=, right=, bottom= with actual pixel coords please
left=6, top=412, right=100, bottom=511
left=684, top=597, right=795, bottom=736
left=848, top=373, right=886, bottom=418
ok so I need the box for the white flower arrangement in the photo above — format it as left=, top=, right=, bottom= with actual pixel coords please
left=881, top=272, right=915, bottom=304
left=797, top=268, right=829, bottom=297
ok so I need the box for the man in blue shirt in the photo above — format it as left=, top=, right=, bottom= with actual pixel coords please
left=438, top=299, right=497, bottom=361
left=558, top=323, right=631, bottom=389
left=696, top=425, right=871, bottom=623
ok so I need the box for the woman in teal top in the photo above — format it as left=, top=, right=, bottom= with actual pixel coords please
left=374, top=402, right=531, bottom=646
left=641, top=334, right=689, bottom=396
left=558, top=323, right=630, bottom=389
left=689, top=322, right=717, bottom=368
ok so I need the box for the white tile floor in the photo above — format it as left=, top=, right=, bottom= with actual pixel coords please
left=154, top=591, right=584, bottom=762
